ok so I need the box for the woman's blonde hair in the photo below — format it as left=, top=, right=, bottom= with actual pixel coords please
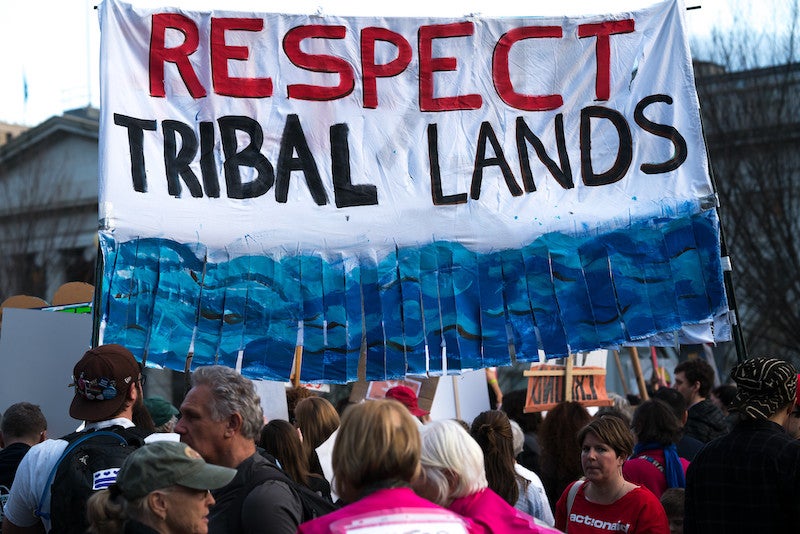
left=295, top=396, right=340, bottom=450
left=419, top=420, right=487, bottom=506
left=333, top=399, right=420, bottom=503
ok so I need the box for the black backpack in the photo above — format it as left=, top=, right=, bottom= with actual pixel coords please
left=36, top=426, right=148, bottom=534
left=244, top=459, right=340, bottom=524
left=0, top=483, right=10, bottom=534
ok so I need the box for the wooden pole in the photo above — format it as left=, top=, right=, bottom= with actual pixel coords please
left=290, top=345, right=303, bottom=387
left=452, top=375, right=462, bottom=421
left=697, top=102, right=748, bottom=362
left=564, top=354, right=574, bottom=402
left=629, top=346, right=649, bottom=400
left=612, top=350, right=630, bottom=397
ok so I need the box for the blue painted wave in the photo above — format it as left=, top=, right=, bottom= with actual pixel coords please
left=99, top=209, right=727, bottom=383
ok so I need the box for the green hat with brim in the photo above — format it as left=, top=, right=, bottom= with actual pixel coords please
left=144, top=396, right=180, bottom=426
left=116, top=441, right=236, bottom=500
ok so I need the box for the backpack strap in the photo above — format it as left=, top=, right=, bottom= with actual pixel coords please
left=245, top=460, right=291, bottom=491
left=1, top=483, right=11, bottom=521
left=232, top=458, right=301, bottom=527
left=240, top=457, right=337, bottom=523
left=636, top=454, right=665, bottom=473
left=566, top=479, right=584, bottom=517
left=34, top=430, right=129, bottom=520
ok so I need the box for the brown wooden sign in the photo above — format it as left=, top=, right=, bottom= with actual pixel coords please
left=524, top=357, right=613, bottom=412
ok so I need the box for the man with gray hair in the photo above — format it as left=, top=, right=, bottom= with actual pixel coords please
left=175, top=365, right=302, bottom=533
left=684, top=357, right=800, bottom=533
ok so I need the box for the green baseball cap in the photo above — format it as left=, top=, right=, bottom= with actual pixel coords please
left=116, top=441, right=236, bottom=499
left=143, top=396, right=180, bottom=426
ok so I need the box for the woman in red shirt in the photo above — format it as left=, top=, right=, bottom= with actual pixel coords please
left=554, top=415, right=669, bottom=534
left=623, top=399, right=690, bottom=498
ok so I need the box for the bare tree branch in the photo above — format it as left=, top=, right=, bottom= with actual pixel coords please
left=693, top=0, right=800, bottom=367
left=0, top=147, right=95, bottom=302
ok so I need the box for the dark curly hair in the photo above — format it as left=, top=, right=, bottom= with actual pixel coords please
left=630, top=400, right=681, bottom=446
left=674, top=359, right=715, bottom=398
left=538, top=401, right=592, bottom=507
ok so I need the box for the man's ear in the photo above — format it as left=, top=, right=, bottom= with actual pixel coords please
left=127, top=380, right=140, bottom=401
left=226, top=412, right=244, bottom=436
left=0, top=431, right=5, bottom=448
left=148, top=491, right=169, bottom=520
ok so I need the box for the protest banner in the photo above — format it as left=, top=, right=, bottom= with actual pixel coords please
left=97, top=0, right=729, bottom=382
left=524, top=350, right=613, bottom=412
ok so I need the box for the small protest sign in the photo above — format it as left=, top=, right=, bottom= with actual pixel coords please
left=524, top=353, right=613, bottom=412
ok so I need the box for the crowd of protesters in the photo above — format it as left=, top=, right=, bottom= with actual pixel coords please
left=2, top=346, right=799, bottom=534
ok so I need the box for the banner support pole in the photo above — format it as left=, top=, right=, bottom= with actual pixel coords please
left=291, top=346, right=303, bottom=387
left=612, top=350, right=630, bottom=397
left=629, top=347, right=649, bottom=401
left=698, top=105, right=749, bottom=363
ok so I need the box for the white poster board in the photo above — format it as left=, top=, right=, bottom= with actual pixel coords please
left=252, top=379, right=290, bottom=422
left=0, top=308, right=93, bottom=438
left=429, top=369, right=490, bottom=425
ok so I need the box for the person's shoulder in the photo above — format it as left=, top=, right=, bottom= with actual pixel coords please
left=555, top=479, right=586, bottom=506
left=246, top=475, right=297, bottom=502
left=326, top=489, right=473, bottom=532
left=24, top=438, right=69, bottom=464
left=2, top=438, right=70, bottom=525
left=240, top=461, right=304, bottom=531
left=514, top=463, right=543, bottom=484
left=677, top=434, right=704, bottom=459
left=246, top=454, right=292, bottom=487
left=692, top=399, right=725, bottom=420
left=774, top=428, right=800, bottom=454
left=626, top=484, right=663, bottom=504
left=622, top=456, right=652, bottom=474
left=737, top=419, right=800, bottom=448
left=0, top=442, right=30, bottom=459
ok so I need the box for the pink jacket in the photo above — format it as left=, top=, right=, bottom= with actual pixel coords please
left=298, top=487, right=475, bottom=534
left=449, top=488, right=561, bottom=534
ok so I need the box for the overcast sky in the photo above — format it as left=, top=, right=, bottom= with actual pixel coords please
left=0, top=0, right=781, bottom=126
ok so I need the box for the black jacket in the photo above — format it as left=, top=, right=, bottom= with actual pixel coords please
left=209, top=453, right=303, bottom=534
left=684, top=398, right=727, bottom=443
left=124, top=519, right=160, bottom=534
left=685, top=419, right=800, bottom=533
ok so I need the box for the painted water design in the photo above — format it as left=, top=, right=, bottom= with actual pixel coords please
left=99, top=209, right=727, bottom=382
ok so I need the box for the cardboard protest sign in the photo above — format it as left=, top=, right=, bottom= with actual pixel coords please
left=525, top=364, right=613, bottom=412
left=524, top=350, right=613, bottom=412
left=351, top=377, right=436, bottom=412
left=97, top=0, right=729, bottom=382
left=350, top=371, right=488, bottom=424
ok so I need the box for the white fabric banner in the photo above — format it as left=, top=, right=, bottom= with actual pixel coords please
left=97, top=0, right=729, bottom=382
left=100, top=0, right=710, bottom=252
